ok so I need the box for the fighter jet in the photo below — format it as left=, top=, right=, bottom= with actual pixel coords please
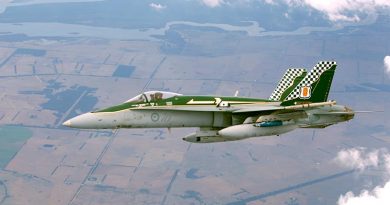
left=63, top=61, right=354, bottom=143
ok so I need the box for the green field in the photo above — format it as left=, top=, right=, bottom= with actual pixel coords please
left=0, top=125, right=32, bottom=169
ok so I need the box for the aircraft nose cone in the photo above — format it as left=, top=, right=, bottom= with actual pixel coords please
left=62, top=120, right=72, bottom=127
left=61, top=112, right=110, bottom=129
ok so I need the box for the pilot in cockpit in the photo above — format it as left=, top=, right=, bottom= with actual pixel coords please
left=149, top=92, right=163, bottom=101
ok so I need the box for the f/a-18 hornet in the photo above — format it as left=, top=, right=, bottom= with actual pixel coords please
left=63, top=61, right=354, bottom=143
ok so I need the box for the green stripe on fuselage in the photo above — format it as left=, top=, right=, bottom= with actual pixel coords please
left=93, top=95, right=275, bottom=113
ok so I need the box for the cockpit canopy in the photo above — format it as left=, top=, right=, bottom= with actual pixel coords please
left=126, top=91, right=182, bottom=103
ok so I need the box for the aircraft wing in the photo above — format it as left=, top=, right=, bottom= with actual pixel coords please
left=233, top=101, right=336, bottom=114
left=130, top=101, right=336, bottom=113
left=232, top=106, right=284, bottom=113
left=313, top=111, right=352, bottom=115
left=130, top=105, right=240, bottom=112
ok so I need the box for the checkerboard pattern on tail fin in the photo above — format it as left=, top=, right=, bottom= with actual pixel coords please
left=282, top=61, right=337, bottom=106
left=269, top=68, right=307, bottom=101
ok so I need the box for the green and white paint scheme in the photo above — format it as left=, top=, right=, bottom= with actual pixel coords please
left=63, top=61, right=354, bottom=143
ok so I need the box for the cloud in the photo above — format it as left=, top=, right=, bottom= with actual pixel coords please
left=198, top=0, right=390, bottom=22
left=0, top=0, right=12, bottom=14
left=384, top=56, right=390, bottom=77
left=201, top=0, right=224, bottom=8
left=338, top=182, right=390, bottom=205
left=149, top=3, right=166, bottom=11
left=278, top=0, right=390, bottom=22
left=264, top=0, right=277, bottom=5
left=334, top=147, right=379, bottom=170
left=335, top=148, right=390, bottom=205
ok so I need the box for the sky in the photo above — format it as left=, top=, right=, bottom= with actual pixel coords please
left=198, top=0, right=390, bottom=22
left=385, top=56, right=390, bottom=77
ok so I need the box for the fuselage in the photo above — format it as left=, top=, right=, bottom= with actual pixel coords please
left=63, top=92, right=354, bottom=142
left=63, top=94, right=277, bottom=129
left=63, top=61, right=352, bottom=143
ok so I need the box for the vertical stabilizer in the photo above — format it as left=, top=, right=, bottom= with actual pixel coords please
left=282, top=61, right=337, bottom=106
left=269, top=68, right=307, bottom=102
